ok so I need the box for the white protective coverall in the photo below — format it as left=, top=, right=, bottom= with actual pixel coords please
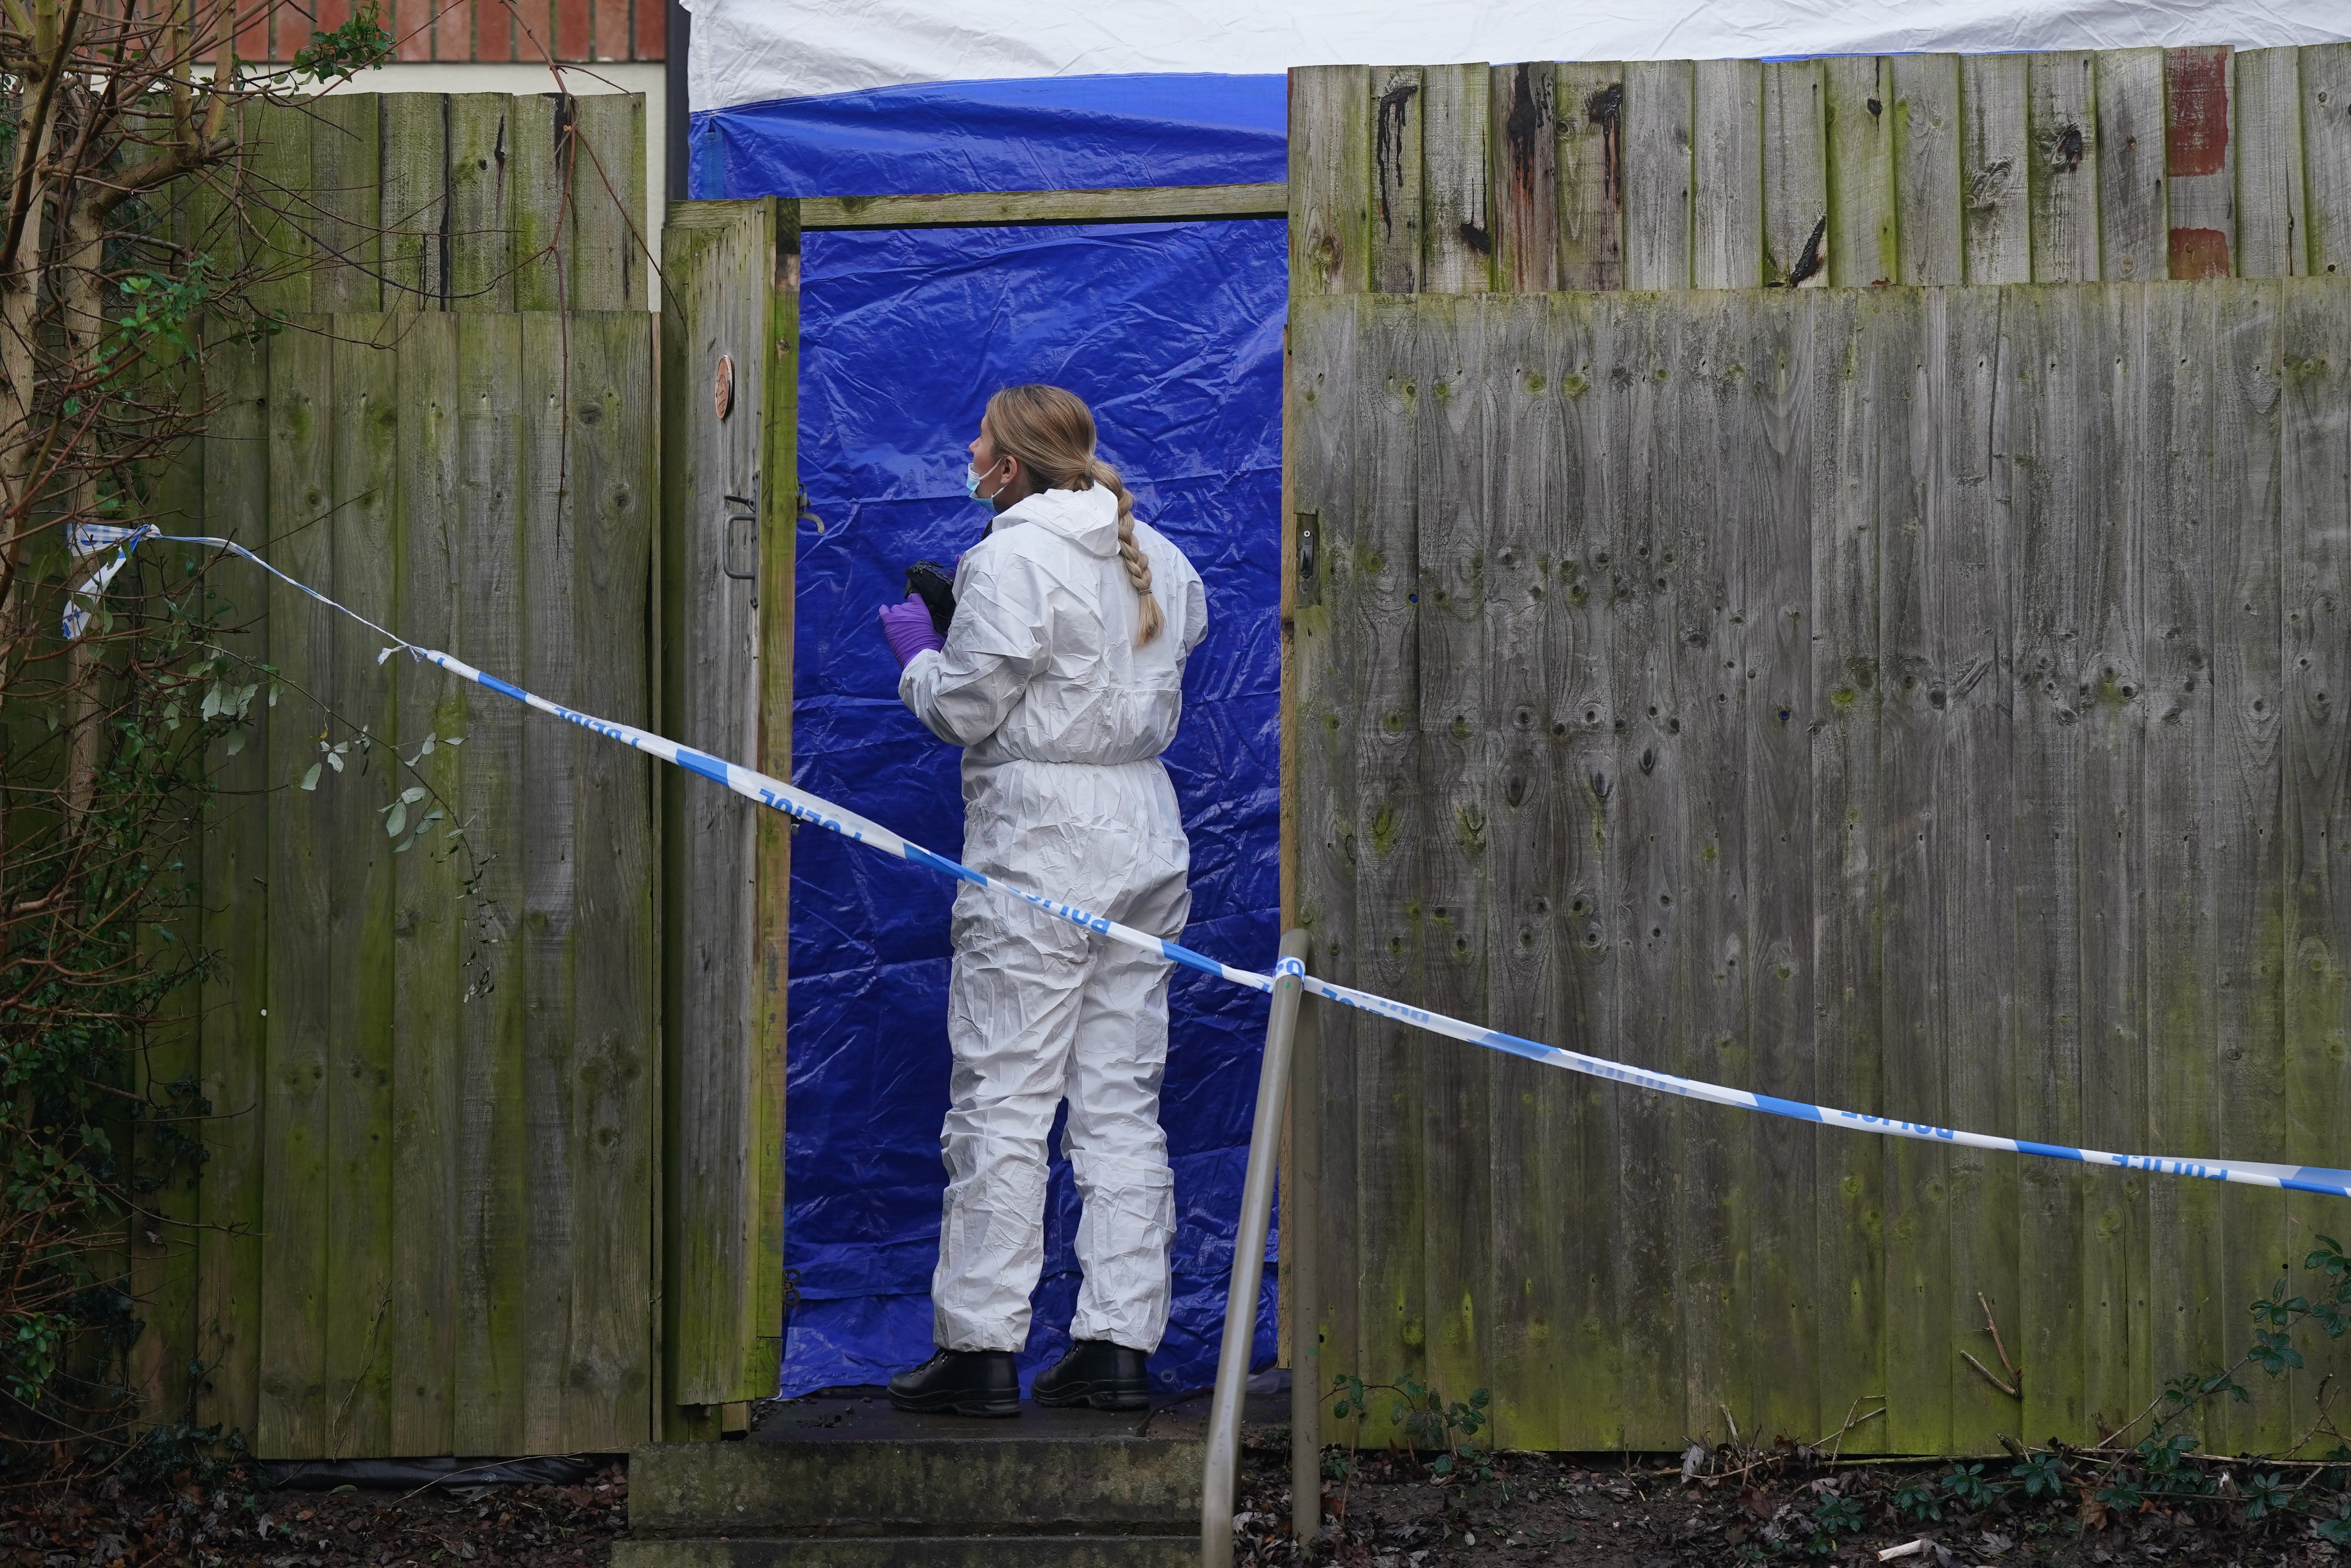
left=899, top=480, right=1209, bottom=1354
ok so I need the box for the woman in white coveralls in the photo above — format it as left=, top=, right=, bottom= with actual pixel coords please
left=871, top=383, right=1209, bottom=1417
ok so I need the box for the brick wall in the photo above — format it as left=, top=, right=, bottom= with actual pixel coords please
left=245, top=0, right=664, bottom=64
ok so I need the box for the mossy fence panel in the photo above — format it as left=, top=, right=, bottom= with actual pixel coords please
left=122, top=95, right=722, bottom=1460
left=168, top=309, right=661, bottom=1461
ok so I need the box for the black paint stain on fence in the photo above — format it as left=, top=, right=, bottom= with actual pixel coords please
left=1503, top=63, right=1549, bottom=196
left=1588, top=82, right=1625, bottom=209
left=1788, top=215, right=1828, bottom=286
left=1375, top=78, right=1420, bottom=240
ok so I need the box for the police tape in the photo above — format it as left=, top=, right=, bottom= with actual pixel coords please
left=92, top=527, right=2351, bottom=1204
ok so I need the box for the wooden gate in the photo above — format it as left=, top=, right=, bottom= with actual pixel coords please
left=656, top=197, right=797, bottom=1415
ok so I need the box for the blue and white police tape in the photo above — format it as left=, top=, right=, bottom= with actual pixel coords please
left=411, top=642, right=1286, bottom=1001
left=87, top=529, right=2351, bottom=1205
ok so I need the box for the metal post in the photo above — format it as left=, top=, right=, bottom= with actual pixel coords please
left=1202, top=929, right=1309, bottom=1568
left=1289, top=973, right=1320, bottom=1543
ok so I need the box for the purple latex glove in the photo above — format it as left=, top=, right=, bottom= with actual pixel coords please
left=878, top=597, right=946, bottom=668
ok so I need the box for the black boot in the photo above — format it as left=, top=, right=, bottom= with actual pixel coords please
left=1030, top=1339, right=1150, bottom=1411
left=887, top=1348, right=1020, bottom=1416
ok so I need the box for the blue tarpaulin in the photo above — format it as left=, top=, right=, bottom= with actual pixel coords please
left=692, top=78, right=1290, bottom=1396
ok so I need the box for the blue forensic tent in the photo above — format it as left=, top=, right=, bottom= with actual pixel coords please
left=682, top=0, right=2349, bottom=1400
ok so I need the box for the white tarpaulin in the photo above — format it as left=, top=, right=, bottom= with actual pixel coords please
left=687, top=0, right=2350, bottom=112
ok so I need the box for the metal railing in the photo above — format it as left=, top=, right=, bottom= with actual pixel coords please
left=1202, top=929, right=1316, bottom=1566
left=1288, top=943, right=1320, bottom=1546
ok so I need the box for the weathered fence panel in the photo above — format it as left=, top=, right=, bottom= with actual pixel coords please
left=1289, top=278, right=2351, bottom=1455
left=1291, top=45, right=2351, bottom=295
left=226, top=92, right=646, bottom=313
left=121, top=95, right=694, bottom=1458
left=173, top=312, right=661, bottom=1458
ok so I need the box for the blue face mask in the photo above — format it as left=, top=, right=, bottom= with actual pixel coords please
left=967, top=456, right=1009, bottom=504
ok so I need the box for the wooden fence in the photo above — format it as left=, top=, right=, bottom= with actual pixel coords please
left=1288, top=276, right=2351, bottom=1455
left=181, top=309, right=659, bottom=1458
left=1288, top=44, right=2351, bottom=297
left=225, top=91, right=647, bottom=316
left=117, top=95, right=772, bottom=1458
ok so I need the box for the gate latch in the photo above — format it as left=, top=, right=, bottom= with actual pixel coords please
left=1294, top=509, right=1321, bottom=609
left=723, top=492, right=759, bottom=584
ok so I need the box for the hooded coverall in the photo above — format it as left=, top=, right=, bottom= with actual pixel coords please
left=898, top=481, right=1208, bottom=1355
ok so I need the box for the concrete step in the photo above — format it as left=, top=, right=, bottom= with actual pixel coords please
left=614, top=1537, right=1195, bottom=1568
left=629, top=1431, right=1204, bottom=1536
left=622, top=1392, right=1208, bottom=1567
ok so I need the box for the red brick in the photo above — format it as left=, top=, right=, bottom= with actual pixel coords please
left=477, top=0, right=516, bottom=60
left=234, top=0, right=270, bottom=64
left=555, top=0, right=590, bottom=61
left=393, top=0, right=434, bottom=60
left=432, top=0, right=470, bottom=59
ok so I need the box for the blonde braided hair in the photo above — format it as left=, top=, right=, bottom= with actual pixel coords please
left=982, top=384, right=1163, bottom=645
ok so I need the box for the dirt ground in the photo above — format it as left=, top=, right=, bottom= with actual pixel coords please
left=1233, top=1442, right=2351, bottom=1567
left=0, top=1461, right=628, bottom=1568
left=8, top=1440, right=2349, bottom=1566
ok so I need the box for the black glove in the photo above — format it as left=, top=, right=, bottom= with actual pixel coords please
left=905, top=560, right=957, bottom=638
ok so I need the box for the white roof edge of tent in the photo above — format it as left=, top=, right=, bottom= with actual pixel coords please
left=684, top=0, right=2351, bottom=114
